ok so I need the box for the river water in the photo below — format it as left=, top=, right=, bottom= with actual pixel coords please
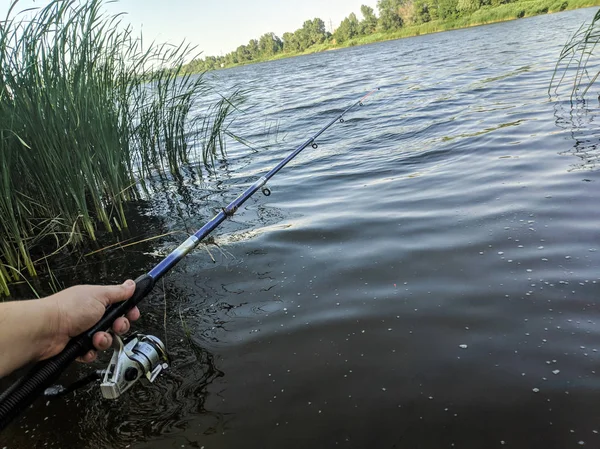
left=3, top=8, right=600, bottom=449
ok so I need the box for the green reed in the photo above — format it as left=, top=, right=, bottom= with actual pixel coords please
left=0, top=0, right=238, bottom=294
left=551, top=5, right=600, bottom=99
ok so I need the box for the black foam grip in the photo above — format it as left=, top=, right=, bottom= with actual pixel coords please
left=83, top=274, right=155, bottom=339
left=0, top=336, right=89, bottom=430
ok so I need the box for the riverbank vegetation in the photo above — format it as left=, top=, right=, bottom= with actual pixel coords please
left=0, top=0, right=237, bottom=296
left=185, top=0, right=600, bottom=72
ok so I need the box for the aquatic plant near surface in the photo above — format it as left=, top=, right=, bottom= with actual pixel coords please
left=0, top=0, right=239, bottom=295
left=550, top=7, right=600, bottom=99
left=548, top=8, right=600, bottom=172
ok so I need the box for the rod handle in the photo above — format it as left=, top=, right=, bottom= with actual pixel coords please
left=0, top=274, right=155, bottom=431
left=83, top=274, right=155, bottom=339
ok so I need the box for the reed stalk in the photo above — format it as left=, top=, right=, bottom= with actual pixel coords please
left=550, top=7, right=600, bottom=99
left=0, top=0, right=239, bottom=295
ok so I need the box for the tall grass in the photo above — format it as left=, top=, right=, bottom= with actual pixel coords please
left=0, top=0, right=239, bottom=295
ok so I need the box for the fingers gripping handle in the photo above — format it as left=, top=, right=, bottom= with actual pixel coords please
left=84, top=274, right=155, bottom=339
left=0, top=274, right=155, bottom=431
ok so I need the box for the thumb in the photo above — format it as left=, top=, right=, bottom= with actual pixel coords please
left=93, top=279, right=136, bottom=307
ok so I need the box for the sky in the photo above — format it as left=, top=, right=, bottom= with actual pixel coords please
left=0, top=0, right=379, bottom=56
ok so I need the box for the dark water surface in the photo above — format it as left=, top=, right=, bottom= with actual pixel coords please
left=4, top=9, right=600, bottom=449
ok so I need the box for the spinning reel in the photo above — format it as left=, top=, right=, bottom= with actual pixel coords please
left=44, top=334, right=168, bottom=400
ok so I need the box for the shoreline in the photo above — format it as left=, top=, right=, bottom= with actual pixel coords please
left=203, top=1, right=600, bottom=72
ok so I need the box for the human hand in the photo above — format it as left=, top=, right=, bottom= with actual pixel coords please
left=39, top=279, right=141, bottom=363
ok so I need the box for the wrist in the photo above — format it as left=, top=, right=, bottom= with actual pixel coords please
left=0, top=298, right=59, bottom=377
left=31, top=297, right=63, bottom=361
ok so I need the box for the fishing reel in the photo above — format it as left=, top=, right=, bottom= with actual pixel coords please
left=101, top=333, right=168, bottom=399
left=44, top=333, right=168, bottom=400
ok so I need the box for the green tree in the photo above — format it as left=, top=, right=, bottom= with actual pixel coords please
left=236, top=44, right=251, bottom=62
left=377, top=0, right=403, bottom=31
left=281, top=18, right=330, bottom=53
left=204, top=56, right=218, bottom=70
left=413, top=0, right=432, bottom=23
left=398, top=1, right=417, bottom=26
left=247, top=39, right=259, bottom=58
left=307, top=18, right=327, bottom=44
left=294, top=26, right=310, bottom=50
left=360, top=5, right=378, bottom=34
left=226, top=52, right=238, bottom=65
left=258, top=32, right=283, bottom=56
left=282, top=32, right=298, bottom=52
left=436, top=0, right=459, bottom=19
left=457, top=0, right=481, bottom=12
left=334, top=13, right=360, bottom=43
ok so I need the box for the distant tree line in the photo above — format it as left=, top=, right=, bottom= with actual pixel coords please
left=184, top=0, right=533, bottom=71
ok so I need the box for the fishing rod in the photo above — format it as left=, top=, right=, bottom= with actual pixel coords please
left=0, top=87, right=380, bottom=431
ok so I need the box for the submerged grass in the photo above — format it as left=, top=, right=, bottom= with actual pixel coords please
left=0, top=0, right=240, bottom=295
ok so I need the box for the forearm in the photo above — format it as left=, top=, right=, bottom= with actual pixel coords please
left=0, top=299, right=57, bottom=378
left=0, top=281, right=137, bottom=378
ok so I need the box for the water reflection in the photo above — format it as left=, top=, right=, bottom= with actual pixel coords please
left=552, top=97, right=600, bottom=171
